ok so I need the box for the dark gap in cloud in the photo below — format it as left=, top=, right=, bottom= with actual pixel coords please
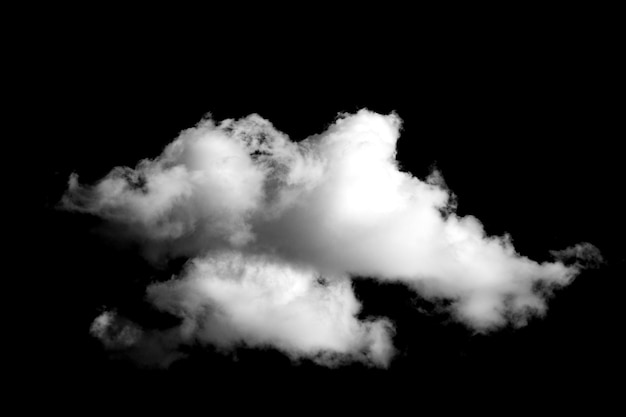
left=353, top=277, right=472, bottom=369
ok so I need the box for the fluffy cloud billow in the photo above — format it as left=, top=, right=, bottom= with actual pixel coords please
left=63, top=109, right=596, bottom=367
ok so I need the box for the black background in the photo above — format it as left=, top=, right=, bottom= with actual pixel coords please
left=31, top=6, right=623, bottom=410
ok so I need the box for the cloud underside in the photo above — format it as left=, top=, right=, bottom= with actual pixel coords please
left=67, top=110, right=593, bottom=368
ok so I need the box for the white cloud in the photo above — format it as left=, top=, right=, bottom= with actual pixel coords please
left=148, top=252, right=394, bottom=367
left=65, top=109, right=596, bottom=367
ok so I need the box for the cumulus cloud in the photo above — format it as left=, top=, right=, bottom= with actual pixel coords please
left=64, top=109, right=596, bottom=367
left=148, top=252, right=394, bottom=366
